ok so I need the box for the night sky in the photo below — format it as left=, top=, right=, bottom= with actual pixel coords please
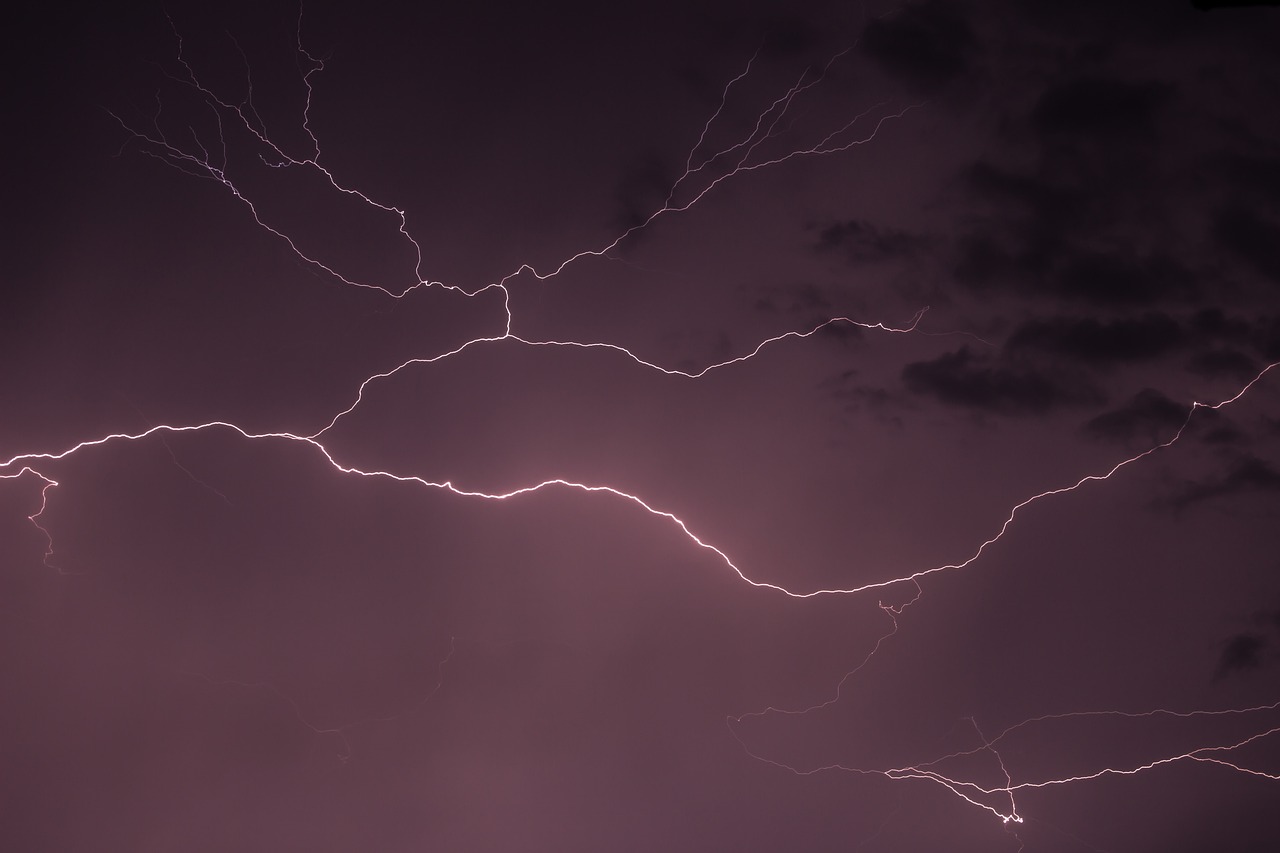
left=4, top=2, right=1280, bottom=850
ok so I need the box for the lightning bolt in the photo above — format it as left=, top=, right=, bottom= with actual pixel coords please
left=6, top=10, right=1278, bottom=843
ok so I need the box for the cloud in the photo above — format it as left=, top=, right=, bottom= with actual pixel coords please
left=901, top=346, right=1098, bottom=415
left=1215, top=632, right=1266, bottom=679
left=612, top=151, right=675, bottom=233
left=1186, top=312, right=1267, bottom=374
left=1081, top=388, right=1187, bottom=444
left=1193, top=0, right=1280, bottom=12
left=1191, top=308, right=1253, bottom=340
left=1216, top=154, right=1280, bottom=207
left=951, top=160, right=1195, bottom=303
left=1201, top=423, right=1247, bottom=445
left=754, top=14, right=822, bottom=59
left=1171, top=454, right=1280, bottom=509
left=1029, top=77, right=1167, bottom=142
left=1211, top=204, right=1280, bottom=283
left=1254, top=316, right=1280, bottom=359
left=966, top=162, right=1085, bottom=230
left=812, top=219, right=925, bottom=264
left=952, top=235, right=1023, bottom=290
left=859, top=1, right=977, bottom=95
left=1187, top=348, right=1259, bottom=379
left=1007, top=313, right=1185, bottom=364
left=946, top=71, right=1196, bottom=309
left=1214, top=604, right=1280, bottom=682
left=755, top=281, right=833, bottom=317
left=953, top=237, right=1193, bottom=305
left=1053, top=251, right=1193, bottom=304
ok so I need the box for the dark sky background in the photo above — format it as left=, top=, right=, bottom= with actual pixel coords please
left=4, top=2, right=1280, bottom=850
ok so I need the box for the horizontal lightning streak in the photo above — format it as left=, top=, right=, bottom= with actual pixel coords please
left=722, top=364, right=1280, bottom=821
left=310, top=309, right=930, bottom=437
left=731, top=701, right=1280, bottom=824
left=6, top=361, right=1277, bottom=600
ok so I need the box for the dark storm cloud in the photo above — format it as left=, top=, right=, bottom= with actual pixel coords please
left=1191, top=308, right=1253, bottom=340
left=1081, top=388, right=1187, bottom=444
left=954, top=236, right=1193, bottom=305
left=901, top=346, right=1098, bottom=415
left=612, top=152, right=676, bottom=232
left=755, top=13, right=822, bottom=59
left=1201, top=423, right=1247, bottom=445
left=858, top=1, right=977, bottom=95
left=1254, top=317, right=1280, bottom=360
left=1007, top=313, right=1185, bottom=364
left=1211, top=205, right=1280, bottom=283
left=1055, top=252, right=1195, bottom=304
left=687, top=5, right=827, bottom=62
left=1217, top=154, right=1280, bottom=206
left=952, top=235, right=1032, bottom=292
left=1215, top=601, right=1280, bottom=680
left=1194, top=0, right=1280, bottom=10
left=955, top=158, right=1195, bottom=305
left=1187, top=348, right=1259, bottom=379
left=1171, top=454, right=1280, bottom=508
left=754, top=281, right=865, bottom=343
left=1215, top=632, right=1266, bottom=678
left=1020, top=0, right=1209, bottom=41
left=757, top=281, right=833, bottom=316
left=812, top=219, right=925, bottom=264
left=819, top=370, right=903, bottom=423
left=966, top=162, right=1085, bottom=230
left=947, top=66, right=1197, bottom=310
left=1029, top=77, right=1167, bottom=142
left=1025, top=76, right=1170, bottom=206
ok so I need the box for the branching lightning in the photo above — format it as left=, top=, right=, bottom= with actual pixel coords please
left=6, top=11, right=1278, bottom=840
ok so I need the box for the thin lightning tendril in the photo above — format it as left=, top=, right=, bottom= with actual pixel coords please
left=8, top=15, right=1279, bottom=832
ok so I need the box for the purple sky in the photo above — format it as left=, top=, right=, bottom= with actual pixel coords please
left=4, top=2, right=1280, bottom=850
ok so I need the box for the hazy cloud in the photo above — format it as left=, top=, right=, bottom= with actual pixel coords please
left=1082, top=388, right=1187, bottom=444
left=967, top=162, right=1085, bottom=231
left=902, top=346, right=1098, bottom=415
left=1053, top=251, right=1193, bottom=305
left=859, top=1, right=977, bottom=94
left=612, top=152, right=675, bottom=232
left=1187, top=348, right=1259, bottom=379
left=1172, top=454, right=1280, bottom=509
left=1215, top=631, right=1266, bottom=679
left=1007, top=313, right=1185, bottom=364
left=812, top=219, right=925, bottom=263
left=1191, top=308, right=1253, bottom=340
left=1211, top=205, right=1280, bottom=283
left=1029, top=77, right=1166, bottom=142
left=1216, top=154, right=1280, bottom=207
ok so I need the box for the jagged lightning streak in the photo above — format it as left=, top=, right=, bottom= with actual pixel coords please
left=720, top=365, right=1280, bottom=822
left=8, top=10, right=1280, bottom=838
left=731, top=698, right=1280, bottom=825
left=309, top=310, right=931, bottom=438
left=7, top=362, right=1277, bottom=599
left=112, top=15, right=917, bottom=304
left=2, top=467, right=62, bottom=572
